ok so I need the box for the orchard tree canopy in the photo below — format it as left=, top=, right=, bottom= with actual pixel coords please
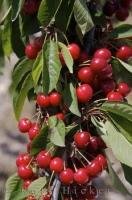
left=1, top=0, right=132, bottom=200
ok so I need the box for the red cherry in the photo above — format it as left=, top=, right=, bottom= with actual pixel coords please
left=28, top=123, right=40, bottom=140
left=99, top=64, right=113, bottom=80
left=18, top=166, right=33, bottom=179
left=79, top=51, right=89, bottom=63
left=55, top=113, right=65, bottom=121
left=23, top=0, right=40, bottom=15
left=26, top=195, right=36, bottom=200
left=42, top=194, right=51, bottom=200
left=107, top=91, right=123, bottom=101
left=86, top=160, right=102, bottom=176
left=116, top=8, right=129, bottom=21
left=76, top=84, right=93, bottom=103
left=50, top=157, right=64, bottom=173
left=36, top=93, right=50, bottom=107
left=101, top=79, right=116, bottom=95
left=77, top=67, right=94, bottom=84
left=87, top=136, right=99, bottom=152
left=25, top=44, right=38, bottom=59
left=97, top=137, right=106, bottom=149
left=74, top=131, right=91, bottom=149
left=36, top=150, right=51, bottom=168
left=68, top=43, right=81, bottom=60
left=116, top=46, right=132, bottom=60
left=59, top=168, right=74, bottom=185
left=74, top=168, right=89, bottom=184
left=118, top=82, right=130, bottom=96
left=16, top=153, right=32, bottom=167
left=90, top=58, right=107, bottom=73
left=49, top=92, right=62, bottom=107
left=95, top=154, right=107, bottom=169
left=18, top=118, right=32, bottom=133
left=94, top=48, right=111, bottom=60
left=22, top=179, right=32, bottom=189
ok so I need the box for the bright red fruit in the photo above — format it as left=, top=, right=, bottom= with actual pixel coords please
left=76, top=84, right=93, bottom=103
left=55, top=113, right=65, bottom=121
left=116, top=46, right=132, bottom=60
left=90, top=58, right=107, bottom=73
left=36, top=93, right=50, bottom=107
left=28, top=123, right=40, bottom=140
left=59, top=168, right=74, bottom=185
left=18, top=118, right=32, bottom=133
left=118, top=82, right=130, bottom=96
left=116, top=8, right=129, bottom=21
left=86, top=160, right=102, bottom=176
left=18, top=166, right=33, bottom=179
left=95, top=154, right=107, bottom=169
left=50, top=157, right=64, bottom=173
left=25, top=44, right=38, bottom=59
left=23, top=0, right=40, bottom=15
left=22, top=179, right=32, bottom=189
left=26, top=195, right=36, bottom=200
left=49, top=92, right=61, bottom=107
left=74, top=131, right=91, bottom=148
left=107, top=91, right=123, bottom=101
left=94, top=48, right=111, bottom=60
left=74, top=168, right=89, bottom=184
left=36, top=150, right=51, bottom=168
left=77, top=67, right=94, bottom=84
left=68, top=43, right=81, bottom=60
left=16, top=153, right=31, bottom=167
left=79, top=51, right=88, bottom=63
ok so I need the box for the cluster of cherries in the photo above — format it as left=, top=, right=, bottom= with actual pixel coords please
left=103, top=0, right=132, bottom=21
left=22, top=0, right=41, bottom=15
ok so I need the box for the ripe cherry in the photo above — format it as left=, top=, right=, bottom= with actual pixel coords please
left=77, top=67, right=94, bottom=84
left=107, top=91, right=123, bottom=101
left=25, top=44, right=38, bottom=59
left=74, top=168, right=89, bottom=184
left=28, top=123, right=40, bottom=140
left=99, top=64, right=113, bottom=80
left=86, top=160, right=102, bottom=176
left=116, top=46, right=132, bottom=60
left=79, top=51, right=88, bottom=63
left=36, top=150, right=51, bottom=168
left=50, top=157, right=64, bottom=173
left=95, top=154, right=107, bottom=169
left=36, top=93, right=50, bottom=107
left=16, top=153, right=31, bottom=167
left=55, top=113, right=65, bottom=121
left=49, top=92, right=62, bottom=107
left=116, top=8, right=129, bottom=21
left=22, top=179, right=32, bottom=189
left=74, top=131, right=91, bottom=149
left=76, top=84, right=93, bottom=103
left=68, top=43, right=81, bottom=60
left=101, top=79, right=116, bottom=95
left=59, top=168, right=74, bottom=185
left=90, top=58, right=107, bottom=73
left=118, top=82, right=130, bottom=96
left=23, top=0, right=40, bottom=15
left=18, top=118, right=32, bottom=133
left=18, top=166, right=33, bottom=179
left=94, top=48, right=111, bottom=60
left=26, top=195, right=36, bottom=200
left=87, top=136, right=99, bottom=152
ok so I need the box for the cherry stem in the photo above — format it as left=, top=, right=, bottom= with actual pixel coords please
left=47, top=146, right=54, bottom=154
left=27, top=157, right=34, bottom=167
left=76, top=148, right=90, bottom=164
left=71, top=160, right=77, bottom=172
left=48, top=171, right=55, bottom=191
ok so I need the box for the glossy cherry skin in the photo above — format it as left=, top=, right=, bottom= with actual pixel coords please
left=50, top=157, right=64, bottom=173
left=28, top=123, right=40, bottom=140
left=55, top=113, right=65, bottom=121
left=77, top=67, right=94, bottom=84
left=18, top=166, right=33, bottom=180
left=49, top=92, right=61, bottom=107
left=76, top=84, right=93, bottom=103
left=68, top=43, right=81, bottom=60
left=90, top=58, right=107, bottom=73
left=36, top=93, right=50, bottom=107
left=18, top=118, right=32, bottom=133
left=74, top=168, right=89, bottom=184
left=116, top=46, right=132, bottom=60
left=74, top=131, right=91, bottom=149
left=94, top=48, right=111, bottom=60
left=116, top=8, right=129, bottom=21
left=118, top=82, right=130, bottom=96
left=59, top=168, right=74, bottom=185
left=22, top=179, right=32, bottom=189
left=95, top=154, right=107, bottom=169
left=25, top=44, right=38, bottom=59
left=23, top=0, right=40, bottom=15
left=107, top=91, right=123, bottom=102
left=36, top=150, right=51, bottom=168
left=26, top=195, right=36, bottom=200
left=86, top=160, right=102, bottom=176
left=16, top=153, right=32, bottom=167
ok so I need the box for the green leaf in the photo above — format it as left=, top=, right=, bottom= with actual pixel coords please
left=92, top=117, right=132, bottom=168
left=38, top=0, right=62, bottom=26
left=58, top=42, right=73, bottom=73
left=117, top=58, right=132, bottom=73
left=11, top=0, right=24, bottom=21
left=101, top=102, right=132, bottom=123
left=110, top=24, right=132, bottom=39
left=32, top=52, right=42, bottom=87
left=49, top=116, right=65, bottom=147
left=74, top=0, right=94, bottom=35
left=13, top=74, right=33, bottom=120
left=42, top=40, right=62, bottom=94
left=122, top=164, right=132, bottom=185
left=63, top=83, right=81, bottom=117
left=30, top=125, right=49, bottom=156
